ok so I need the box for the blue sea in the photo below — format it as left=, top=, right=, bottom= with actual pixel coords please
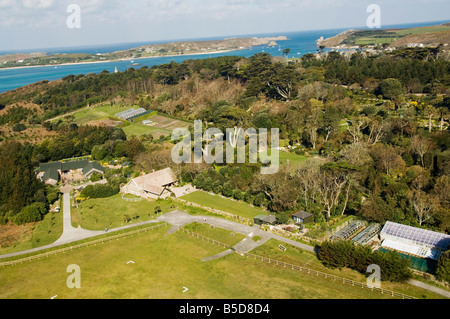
left=0, top=20, right=447, bottom=94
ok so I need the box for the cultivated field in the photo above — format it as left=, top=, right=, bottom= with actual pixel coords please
left=67, top=104, right=192, bottom=138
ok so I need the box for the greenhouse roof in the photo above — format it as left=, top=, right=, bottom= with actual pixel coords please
left=380, top=221, right=450, bottom=251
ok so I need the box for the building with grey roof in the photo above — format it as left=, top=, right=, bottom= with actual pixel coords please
left=38, top=159, right=104, bottom=185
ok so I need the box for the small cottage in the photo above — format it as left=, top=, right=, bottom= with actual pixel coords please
left=254, top=215, right=277, bottom=226
left=292, top=211, right=313, bottom=224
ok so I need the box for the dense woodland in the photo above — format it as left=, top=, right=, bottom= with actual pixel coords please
left=0, top=49, right=449, bottom=237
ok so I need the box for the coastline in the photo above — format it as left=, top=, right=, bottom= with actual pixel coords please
left=0, top=48, right=242, bottom=71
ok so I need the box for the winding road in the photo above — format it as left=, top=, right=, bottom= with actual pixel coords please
left=0, top=190, right=313, bottom=260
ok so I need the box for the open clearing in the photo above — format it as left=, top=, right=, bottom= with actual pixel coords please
left=0, top=225, right=439, bottom=299
left=68, top=104, right=192, bottom=138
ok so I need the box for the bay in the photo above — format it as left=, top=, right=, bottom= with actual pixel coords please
left=0, top=20, right=446, bottom=94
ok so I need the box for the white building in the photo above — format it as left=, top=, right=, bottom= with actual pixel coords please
left=380, top=221, right=450, bottom=260
left=121, top=167, right=177, bottom=199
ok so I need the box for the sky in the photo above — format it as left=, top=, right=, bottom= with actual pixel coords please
left=0, top=0, right=449, bottom=52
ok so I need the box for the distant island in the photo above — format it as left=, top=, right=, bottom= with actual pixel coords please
left=0, top=36, right=288, bottom=69
left=316, top=22, right=450, bottom=51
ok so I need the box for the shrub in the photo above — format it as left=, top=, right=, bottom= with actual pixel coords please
left=13, top=202, right=47, bottom=225
left=12, top=123, right=27, bottom=132
left=233, top=189, right=243, bottom=200
left=252, top=236, right=262, bottom=242
left=317, top=240, right=412, bottom=282
left=81, top=184, right=119, bottom=198
left=253, top=192, right=265, bottom=207
left=222, top=182, right=234, bottom=197
left=89, top=172, right=103, bottom=182
left=244, top=190, right=253, bottom=203
left=436, top=250, right=450, bottom=284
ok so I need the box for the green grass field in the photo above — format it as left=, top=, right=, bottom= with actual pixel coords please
left=259, top=150, right=307, bottom=169
left=0, top=225, right=441, bottom=299
left=354, top=37, right=399, bottom=45
left=180, top=191, right=266, bottom=220
left=69, top=104, right=190, bottom=138
left=394, top=25, right=450, bottom=36
left=71, top=104, right=133, bottom=124
left=183, top=222, right=246, bottom=246
left=119, top=121, right=172, bottom=137
left=71, top=194, right=176, bottom=230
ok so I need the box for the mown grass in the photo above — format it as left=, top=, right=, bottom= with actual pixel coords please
left=72, top=104, right=135, bottom=124
left=71, top=194, right=177, bottom=230
left=120, top=122, right=172, bottom=137
left=183, top=222, right=246, bottom=246
left=180, top=191, right=266, bottom=219
left=250, top=239, right=445, bottom=299
left=0, top=225, right=433, bottom=299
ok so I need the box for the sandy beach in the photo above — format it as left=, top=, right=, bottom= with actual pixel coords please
left=0, top=49, right=242, bottom=71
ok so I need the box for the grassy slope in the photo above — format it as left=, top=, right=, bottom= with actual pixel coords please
left=72, top=104, right=133, bottom=124
left=324, top=24, right=450, bottom=47
left=180, top=191, right=267, bottom=219
left=71, top=104, right=176, bottom=137
left=251, top=239, right=445, bottom=299
left=1, top=226, right=437, bottom=299
left=120, top=122, right=172, bottom=137
left=393, top=25, right=450, bottom=36
left=0, top=211, right=64, bottom=255
left=183, top=222, right=246, bottom=246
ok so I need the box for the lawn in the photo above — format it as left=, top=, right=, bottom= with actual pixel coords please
left=71, top=194, right=177, bottom=230
left=354, top=37, right=399, bottom=45
left=119, top=121, right=172, bottom=137
left=0, top=225, right=433, bottom=299
left=250, top=239, right=445, bottom=299
left=72, top=104, right=134, bottom=124
left=183, top=222, right=246, bottom=247
left=259, top=150, right=307, bottom=170
left=180, top=191, right=267, bottom=220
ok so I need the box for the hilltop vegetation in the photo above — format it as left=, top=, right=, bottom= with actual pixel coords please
left=0, top=47, right=449, bottom=236
left=0, top=36, right=287, bottom=69
left=317, top=23, right=450, bottom=49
